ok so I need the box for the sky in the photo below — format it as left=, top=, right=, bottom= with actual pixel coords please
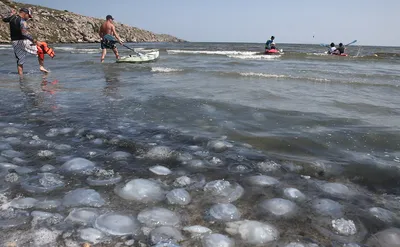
left=17, top=0, right=400, bottom=46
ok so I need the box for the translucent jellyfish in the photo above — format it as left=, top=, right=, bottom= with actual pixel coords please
left=225, top=220, right=280, bottom=245
left=149, top=165, right=172, bottom=175
left=208, top=203, right=241, bottom=222
left=63, top=188, right=105, bottom=207
left=79, top=228, right=106, bottom=244
left=203, top=180, right=244, bottom=203
left=65, top=208, right=99, bottom=225
left=110, top=151, right=132, bottom=160
left=115, top=178, right=165, bottom=202
left=366, top=228, right=400, bottom=247
left=202, top=234, right=235, bottom=247
left=245, top=175, right=279, bottom=187
left=10, top=197, right=38, bottom=209
left=21, top=173, right=65, bottom=193
left=60, top=158, right=96, bottom=174
left=0, top=209, right=31, bottom=229
left=94, top=212, right=141, bottom=236
left=368, top=207, right=397, bottom=224
left=150, top=226, right=184, bottom=245
left=166, top=189, right=191, bottom=205
left=207, top=140, right=233, bottom=152
left=137, top=207, right=180, bottom=228
left=312, top=198, right=344, bottom=218
left=1, top=150, right=24, bottom=159
left=183, top=225, right=212, bottom=237
left=321, top=183, right=352, bottom=197
left=283, top=188, right=306, bottom=202
left=259, top=198, right=298, bottom=218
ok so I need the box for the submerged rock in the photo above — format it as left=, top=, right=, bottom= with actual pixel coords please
left=225, top=220, right=280, bottom=245
left=203, top=180, right=244, bottom=203
left=259, top=198, right=298, bottom=218
left=137, top=207, right=180, bottom=228
left=60, top=158, right=96, bottom=174
left=149, top=165, right=172, bottom=175
left=115, top=179, right=165, bottom=203
left=202, top=234, right=235, bottom=247
left=33, top=228, right=61, bottom=246
left=146, top=146, right=174, bottom=160
left=94, top=212, right=141, bottom=236
left=87, top=169, right=122, bottom=186
left=166, top=189, right=191, bottom=205
left=208, top=203, right=241, bottom=222
left=65, top=208, right=99, bottom=225
left=331, top=218, right=357, bottom=236
left=150, top=226, right=184, bottom=245
left=21, top=173, right=65, bottom=193
left=366, top=228, right=400, bottom=247
left=63, top=188, right=105, bottom=207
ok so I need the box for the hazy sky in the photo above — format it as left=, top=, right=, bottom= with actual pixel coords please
left=18, top=0, right=399, bottom=46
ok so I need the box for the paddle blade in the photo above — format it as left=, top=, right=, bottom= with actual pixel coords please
left=320, top=43, right=329, bottom=47
left=346, top=40, right=357, bottom=46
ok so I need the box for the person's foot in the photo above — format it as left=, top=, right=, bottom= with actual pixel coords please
left=101, top=59, right=104, bottom=63
left=40, top=66, right=49, bottom=73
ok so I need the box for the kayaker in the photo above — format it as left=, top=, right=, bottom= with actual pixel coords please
left=336, top=43, right=345, bottom=54
left=265, top=36, right=275, bottom=51
left=99, top=15, right=123, bottom=62
left=327, top=43, right=337, bottom=54
left=2, top=8, right=49, bottom=76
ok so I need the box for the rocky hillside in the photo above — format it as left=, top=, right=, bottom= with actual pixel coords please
left=0, top=0, right=185, bottom=44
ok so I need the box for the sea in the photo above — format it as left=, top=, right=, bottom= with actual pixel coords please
left=0, top=42, right=399, bottom=246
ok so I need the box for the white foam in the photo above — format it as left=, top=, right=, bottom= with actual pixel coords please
left=239, top=72, right=330, bottom=82
left=240, top=72, right=287, bottom=78
left=151, top=67, right=183, bottom=73
left=228, top=54, right=281, bottom=60
left=167, top=50, right=258, bottom=56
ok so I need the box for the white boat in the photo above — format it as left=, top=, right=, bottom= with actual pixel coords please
left=117, top=50, right=159, bottom=63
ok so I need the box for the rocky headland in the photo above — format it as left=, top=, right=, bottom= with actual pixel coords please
left=0, top=0, right=185, bottom=44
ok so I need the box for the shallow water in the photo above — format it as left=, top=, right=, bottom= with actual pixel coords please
left=0, top=42, right=399, bottom=246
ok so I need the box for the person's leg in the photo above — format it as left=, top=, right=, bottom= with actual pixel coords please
left=38, top=56, right=49, bottom=73
left=17, top=64, right=23, bottom=77
left=112, top=47, right=120, bottom=60
left=101, top=49, right=107, bottom=63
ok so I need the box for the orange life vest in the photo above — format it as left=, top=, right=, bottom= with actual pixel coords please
left=37, top=42, right=55, bottom=60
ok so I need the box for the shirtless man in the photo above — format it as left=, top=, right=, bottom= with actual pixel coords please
left=99, top=15, right=123, bottom=62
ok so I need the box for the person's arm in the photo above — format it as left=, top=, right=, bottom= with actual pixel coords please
left=112, top=25, right=122, bottom=44
left=2, top=9, right=16, bottom=22
left=20, top=20, right=34, bottom=42
left=98, top=27, right=104, bottom=39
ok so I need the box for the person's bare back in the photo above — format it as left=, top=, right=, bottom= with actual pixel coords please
left=99, top=21, right=114, bottom=38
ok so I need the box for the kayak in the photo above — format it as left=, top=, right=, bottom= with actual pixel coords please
left=332, top=53, right=348, bottom=57
left=117, top=50, right=159, bottom=63
left=265, top=49, right=280, bottom=55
